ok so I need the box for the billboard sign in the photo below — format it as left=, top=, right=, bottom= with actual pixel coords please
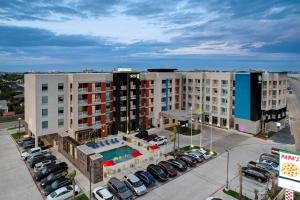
left=278, top=150, right=300, bottom=192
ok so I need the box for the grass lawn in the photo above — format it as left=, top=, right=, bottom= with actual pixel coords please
left=256, top=131, right=276, bottom=139
left=180, top=128, right=201, bottom=136
left=75, top=193, right=89, bottom=200
left=10, top=131, right=26, bottom=141
left=223, top=189, right=252, bottom=200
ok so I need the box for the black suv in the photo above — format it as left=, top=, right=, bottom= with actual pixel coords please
left=40, top=169, right=67, bottom=188
left=44, top=177, right=71, bottom=196
left=242, top=167, right=268, bottom=183
left=147, top=164, right=168, bottom=182
left=28, top=154, right=56, bottom=168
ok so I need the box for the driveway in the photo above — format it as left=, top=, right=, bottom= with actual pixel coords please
left=0, top=129, right=43, bottom=200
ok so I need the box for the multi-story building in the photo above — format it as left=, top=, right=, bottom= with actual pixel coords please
left=24, top=70, right=288, bottom=144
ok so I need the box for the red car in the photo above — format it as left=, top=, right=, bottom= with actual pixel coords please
left=158, top=161, right=177, bottom=177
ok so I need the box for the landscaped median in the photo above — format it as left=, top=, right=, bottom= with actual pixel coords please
left=75, top=193, right=89, bottom=200
left=223, top=188, right=251, bottom=200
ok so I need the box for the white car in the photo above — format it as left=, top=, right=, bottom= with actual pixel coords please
left=190, top=149, right=211, bottom=160
left=34, top=159, right=57, bottom=171
left=92, top=186, right=113, bottom=200
left=205, top=197, right=222, bottom=200
left=149, top=136, right=167, bottom=146
left=21, top=147, right=49, bottom=160
left=258, top=159, right=279, bottom=171
left=47, top=185, right=81, bottom=200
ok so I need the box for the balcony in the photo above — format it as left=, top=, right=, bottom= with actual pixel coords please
left=78, top=111, right=88, bottom=118
left=93, top=87, right=101, bottom=92
left=221, top=84, right=228, bottom=88
left=121, top=86, right=127, bottom=90
left=92, top=111, right=101, bottom=116
left=93, top=121, right=101, bottom=128
left=221, top=93, right=227, bottom=97
left=121, top=106, right=126, bottom=111
left=212, top=101, right=218, bottom=105
left=78, top=88, right=88, bottom=93
left=120, top=96, right=127, bottom=101
left=272, top=105, right=276, bottom=109
left=121, top=116, right=127, bottom=121
left=130, top=94, right=136, bottom=99
left=131, top=85, right=136, bottom=90
left=212, top=110, right=218, bottom=115
left=220, top=112, right=227, bottom=116
left=272, top=95, right=277, bottom=99
left=93, top=99, right=101, bottom=104
left=78, top=99, right=88, bottom=105
left=78, top=123, right=88, bottom=130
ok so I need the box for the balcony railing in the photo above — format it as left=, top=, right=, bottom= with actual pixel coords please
left=78, top=88, right=88, bottom=93
left=93, top=99, right=101, bottom=104
left=78, top=99, right=88, bottom=105
left=78, top=123, right=88, bottom=129
left=93, top=87, right=101, bottom=92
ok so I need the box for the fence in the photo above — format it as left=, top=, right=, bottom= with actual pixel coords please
left=0, top=114, right=24, bottom=123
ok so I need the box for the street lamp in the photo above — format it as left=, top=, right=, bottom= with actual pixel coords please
left=225, top=149, right=230, bottom=191
left=18, top=117, right=22, bottom=139
left=199, top=118, right=202, bottom=148
left=209, top=121, right=213, bottom=153
left=190, top=107, right=193, bottom=148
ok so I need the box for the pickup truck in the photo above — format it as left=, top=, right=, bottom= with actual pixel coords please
left=21, top=146, right=50, bottom=160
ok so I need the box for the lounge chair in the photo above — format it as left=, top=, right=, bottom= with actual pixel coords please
left=100, top=141, right=105, bottom=147
left=111, top=138, right=115, bottom=144
left=115, top=138, right=119, bottom=143
left=105, top=140, right=110, bottom=145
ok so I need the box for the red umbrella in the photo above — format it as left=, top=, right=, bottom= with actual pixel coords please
left=103, top=160, right=115, bottom=167
left=149, top=145, right=160, bottom=150
left=131, top=151, right=143, bottom=157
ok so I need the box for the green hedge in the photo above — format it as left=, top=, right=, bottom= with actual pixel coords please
left=223, top=189, right=251, bottom=200
left=75, top=193, right=89, bottom=200
left=11, top=132, right=26, bottom=140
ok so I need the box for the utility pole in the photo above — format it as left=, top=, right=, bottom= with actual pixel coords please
left=190, top=107, right=193, bottom=147
left=18, top=117, right=21, bottom=139
left=225, top=149, right=230, bottom=190
left=238, top=164, right=243, bottom=200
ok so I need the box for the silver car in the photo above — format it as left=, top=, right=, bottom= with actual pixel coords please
left=124, top=173, right=147, bottom=196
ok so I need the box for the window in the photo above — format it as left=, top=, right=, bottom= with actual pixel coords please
left=58, top=95, right=64, bottom=104
left=58, top=107, right=64, bottom=115
left=42, top=84, right=48, bottom=92
left=58, top=83, right=64, bottom=91
left=42, top=96, right=48, bottom=104
left=42, top=121, right=48, bottom=129
left=58, top=119, right=64, bottom=127
left=42, top=109, right=48, bottom=117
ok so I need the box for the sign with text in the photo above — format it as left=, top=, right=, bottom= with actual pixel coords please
left=278, top=150, right=300, bottom=192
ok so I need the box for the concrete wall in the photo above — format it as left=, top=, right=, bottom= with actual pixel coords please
left=234, top=118, right=261, bottom=134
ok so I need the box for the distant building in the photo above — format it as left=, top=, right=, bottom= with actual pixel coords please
left=0, top=100, right=9, bottom=114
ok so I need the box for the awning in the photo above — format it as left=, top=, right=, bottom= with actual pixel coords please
left=149, top=145, right=160, bottom=150
left=131, top=151, right=143, bottom=157
left=103, top=160, right=115, bottom=167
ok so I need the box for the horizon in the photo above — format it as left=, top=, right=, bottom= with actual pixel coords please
left=0, top=0, right=299, bottom=72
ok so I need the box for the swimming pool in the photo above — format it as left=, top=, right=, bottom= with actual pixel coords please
left=100, top=145, right=137, bottom=162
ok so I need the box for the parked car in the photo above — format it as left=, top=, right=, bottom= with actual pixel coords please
left=34, top=160, right=57, bottom=171
left=177, top=155, right=197, bottom=167
left=187, top=152, right=204, bottom=163
left=135, top=130, right=148, bottom=139
left=47, top=184, right=80, bottom=200
left=21, top=146, right=50, bottom=160
left=147, top=164, right=168, bottom=182
left=134, top=171, right=156, bottom=187
left=167, top=159, right=187, bottom=172
left=242, top=167, right=268, bottom=183
left=27, top=151, right=51, bottom=162
left=92, top=186, right=114, bottom=200
left=28, top=154, right=56, bottom=168
left=189, top=149, right=212, bottom=160
left=124, top=173, right=147, bottom=196
left=258, top=159, right=279, bottom=171
left=247, top=161, right=278, bottom=176
left=259, top=153, right=279, bottom=164
left=17, top=137, right=34, bottom=146
left=107, top=177, right=133, bottom=200
left=205, top=197, right=223, bottom=200
left=144, top=134, right=158, bottom=142
left=149, top=136, right=167, bottom=146
left=40, top=170, right=67, bottom=188
left=44, top=177, right=72, bottom=196
left=158, top=161, right=177, bottom=177
left=22, top=140, right=45, bottom=150
left=34, top=162, right=68, bottom=181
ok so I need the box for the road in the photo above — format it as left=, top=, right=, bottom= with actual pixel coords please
left=287, top=78, right=300, bottom=151
left=0, top=129, right=43, bottom=200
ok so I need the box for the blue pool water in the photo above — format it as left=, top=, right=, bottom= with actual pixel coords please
left=100, top=145, right=137, bottom=162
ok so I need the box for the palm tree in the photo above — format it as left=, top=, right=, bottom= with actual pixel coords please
left=66, top=169, right=77, bottom=200
left=254, top=189, right=259, bottom=200
left=170, top=126, right=177, bottom=153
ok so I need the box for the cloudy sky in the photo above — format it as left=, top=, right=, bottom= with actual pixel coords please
left=0, top=0, right=299, bottom=72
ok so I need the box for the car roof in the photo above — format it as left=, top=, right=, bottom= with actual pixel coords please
left=109, top=177, right=123, bottom=186
left=53, top=185, right=70, bottom=194
left=126, top=173, right=139, bottom=182
left=94, top=186, right=111, bottom=198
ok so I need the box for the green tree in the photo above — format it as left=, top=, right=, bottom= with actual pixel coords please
left=254, top=189, right=259, bottom=200
left=170, top=126, right=177, bottom=154
left=66, top=169, right=77, bottom=200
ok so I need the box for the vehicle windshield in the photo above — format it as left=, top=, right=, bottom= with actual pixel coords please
left=132, top=180, right=143, bottom=187
left=42, top=168, right=47, bottom=173
left=51, top=181, right=58, bottom=188
left=165, top=164, right=173, bottom=170
left=156, top=167, right=165, bottom=175
left=47, top=174, right=54, bottom=180
left=49, top=191, right=57, bottom=198
left=118, top=185, right=128, bottom=193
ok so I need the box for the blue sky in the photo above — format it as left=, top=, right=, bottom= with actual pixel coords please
left=0, top=0, right=299, bottom=72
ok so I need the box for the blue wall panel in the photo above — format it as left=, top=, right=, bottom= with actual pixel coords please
left=235, top=74, right=251, bottom=120
left=166, top=80, right=168, bottom=111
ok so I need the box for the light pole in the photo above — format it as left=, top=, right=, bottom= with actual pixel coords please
left=225, top=149, right=229, bottom=190
left=89, top=161, right=92, bottom=200
left=190, top=107, right=193, bottom=147
left=199, top=118, right=202, bottom=148
left=18, top=117, right=21, bottom=139
left=209, top=121, right=213, bottom=153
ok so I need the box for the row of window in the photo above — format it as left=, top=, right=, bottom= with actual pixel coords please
left=42, top=83, right=64, bottom=92
left=42, top=119, right=64, bottom=130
